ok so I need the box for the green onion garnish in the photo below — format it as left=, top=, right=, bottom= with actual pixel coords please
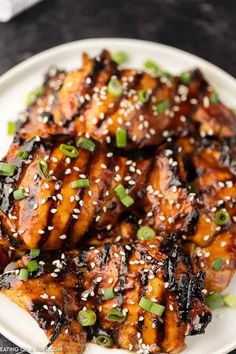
left=212, top=257, right=224, bottom=271
left=114, top=184, right=134, bottom=207
left=59, top=144, right=79, bottom=158
left=116, top=128, right=127, bottom=148
left=112, top=51, right=128, bottom=65
left=25, top=86, right=45, bottom=106
left=77, top=137, right=96, bottom=152
left=77, top=309, right=97, bottom=326
left=38, top=159, right=52, bottom=181
left=107, top=78, right=123, bottom=98
left=137, top=226, right=156, bottom=241
left=7, top=121, right=16, bottom=136
left=144, top=60, right=160, bottom=75
left=114, top=184, right=127, bottom=200
left=223, top=293, right=236, bottom=308
left=210, top=92, right=219, bottom=105
left=137, top=89, right=150, bottom=103
left=0, top=162, right=16, bottom=177
left=70, top=179, right=90, bottom=189
left=156, top=99, right=170, bottom=113
left=206, top=292, right=225, bottom=310
left=30, top=248, right=40, bottom=258
left=27, top=260, right=38, bottom=272
left=18, top=269, right=29, bottom=281
left=107, top=308, right=126, bottom=323
left=95, top=335, right=113, bottom=347
left=17, top=150, right=29, bottom=160
left=180, top=71, right=191, bottom=85
left=139, top=297, right=165, bottom=316
left=121, top=195, right=135, bottom=208
left=103, top=288, right=115, bottom=300
left=215, top=209, right=230, bottom=226
left=13, top=188, right=27, bottom=201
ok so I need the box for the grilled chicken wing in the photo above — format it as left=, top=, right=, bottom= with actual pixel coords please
left=0, top=239, right=211, bottom=354
left=0, top=135, right=197, bottom=254
left=177, top=137, right=236, bottom=291
left=16, top=50, right=236, bottom=149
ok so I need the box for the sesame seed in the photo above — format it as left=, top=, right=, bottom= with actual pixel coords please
left=59, top=234, right=67, bottom=240
left=50, top=208, right=57, bottom=214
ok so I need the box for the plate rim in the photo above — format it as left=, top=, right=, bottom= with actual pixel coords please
left=0, top=37, right=235, bottom=354
left=0, top=38, right=235, bottom=88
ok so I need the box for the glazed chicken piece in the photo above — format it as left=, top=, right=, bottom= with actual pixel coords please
left=16, top=49, right=236, bottom=149
left=177, top=137, right=236, bottom=292
left=0, top=135, right=197, bottom=256
left=0, top=239, right=211, bottom=354
left=192, top=94, right=236, bottom=140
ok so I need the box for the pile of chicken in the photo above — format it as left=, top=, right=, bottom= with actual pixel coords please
left=0, top=50, right=235, bottom=354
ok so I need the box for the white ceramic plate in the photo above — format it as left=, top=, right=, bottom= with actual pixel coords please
left=0, top=38, right=235, bottom=354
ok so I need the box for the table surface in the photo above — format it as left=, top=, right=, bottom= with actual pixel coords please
left=0, top=0, right=235, bottom=353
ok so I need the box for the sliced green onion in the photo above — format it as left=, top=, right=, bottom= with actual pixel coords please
left=107, top=308, right=126, bottom=323
left=77, top=137, right=96, bottom=152
left=121, top=195, right=134, bottom=207
left=38, top=159, right=52, bottom=181
left=116, top=128, right=127, bottom=148
left=114, top=184, right=126, bottom=200
left=156, top=99, right=170, bottom=113
left=137, top=226, right=156, bottom=241
left=114, top=184, right=134, bottom=207
left=95, top=335, right=113, bottom=347
left=139, top=297, right=165, bottom=316
left=18, top=268, right=29, bottom=281
left=0, top=162, right=16, bottom=177
left=30, top=248, right=40, bottom=258
left=77, top=309, right=97, bottom=326
left=107, top=78, right=123, bottom=98
left=215, top=209, right=230, bottom=226
left=212, top=257, right=224, bottom=271
left=206, top=292, right=225, bottom=310
left=25, top=86, right=45, bottom=106
left=112, top=51, right=128, bottom=65
left=161, top=71, right=173, bottom=81
left=103, top=288, right=115, bottom=300
left=27, top=260, right=38, bottom=272
left=181, top=71, right=191, bottom=85
left=17, top=150, right=29, bottom=160
left=70, top=179, right=90, bottom=189
left=13, top=188, right=27, bottom=201
left=223, top=293, right=236, bottom=308
left=7, top=121, right=16, bottom=136
left=59, top=144, right=79, bottom=158
left=137, top=89, right=150, bottom=103
left=144, top=60, right=160, bottom=75
left=210, top=92, right=219, bottom=105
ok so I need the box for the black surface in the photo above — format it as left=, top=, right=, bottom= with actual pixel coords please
left=0, top=0, right=235, bottom=353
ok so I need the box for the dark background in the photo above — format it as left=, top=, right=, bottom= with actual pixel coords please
left=0, top=0, right=235, bottom=353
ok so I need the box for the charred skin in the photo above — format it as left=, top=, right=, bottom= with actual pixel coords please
left=0, top=239, right=211, bottom=354
left=16, top=50, right=236, bottom=149
left=178, top=137, right=236, bottom=292
left=0, top=135, right=197, bottom=254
